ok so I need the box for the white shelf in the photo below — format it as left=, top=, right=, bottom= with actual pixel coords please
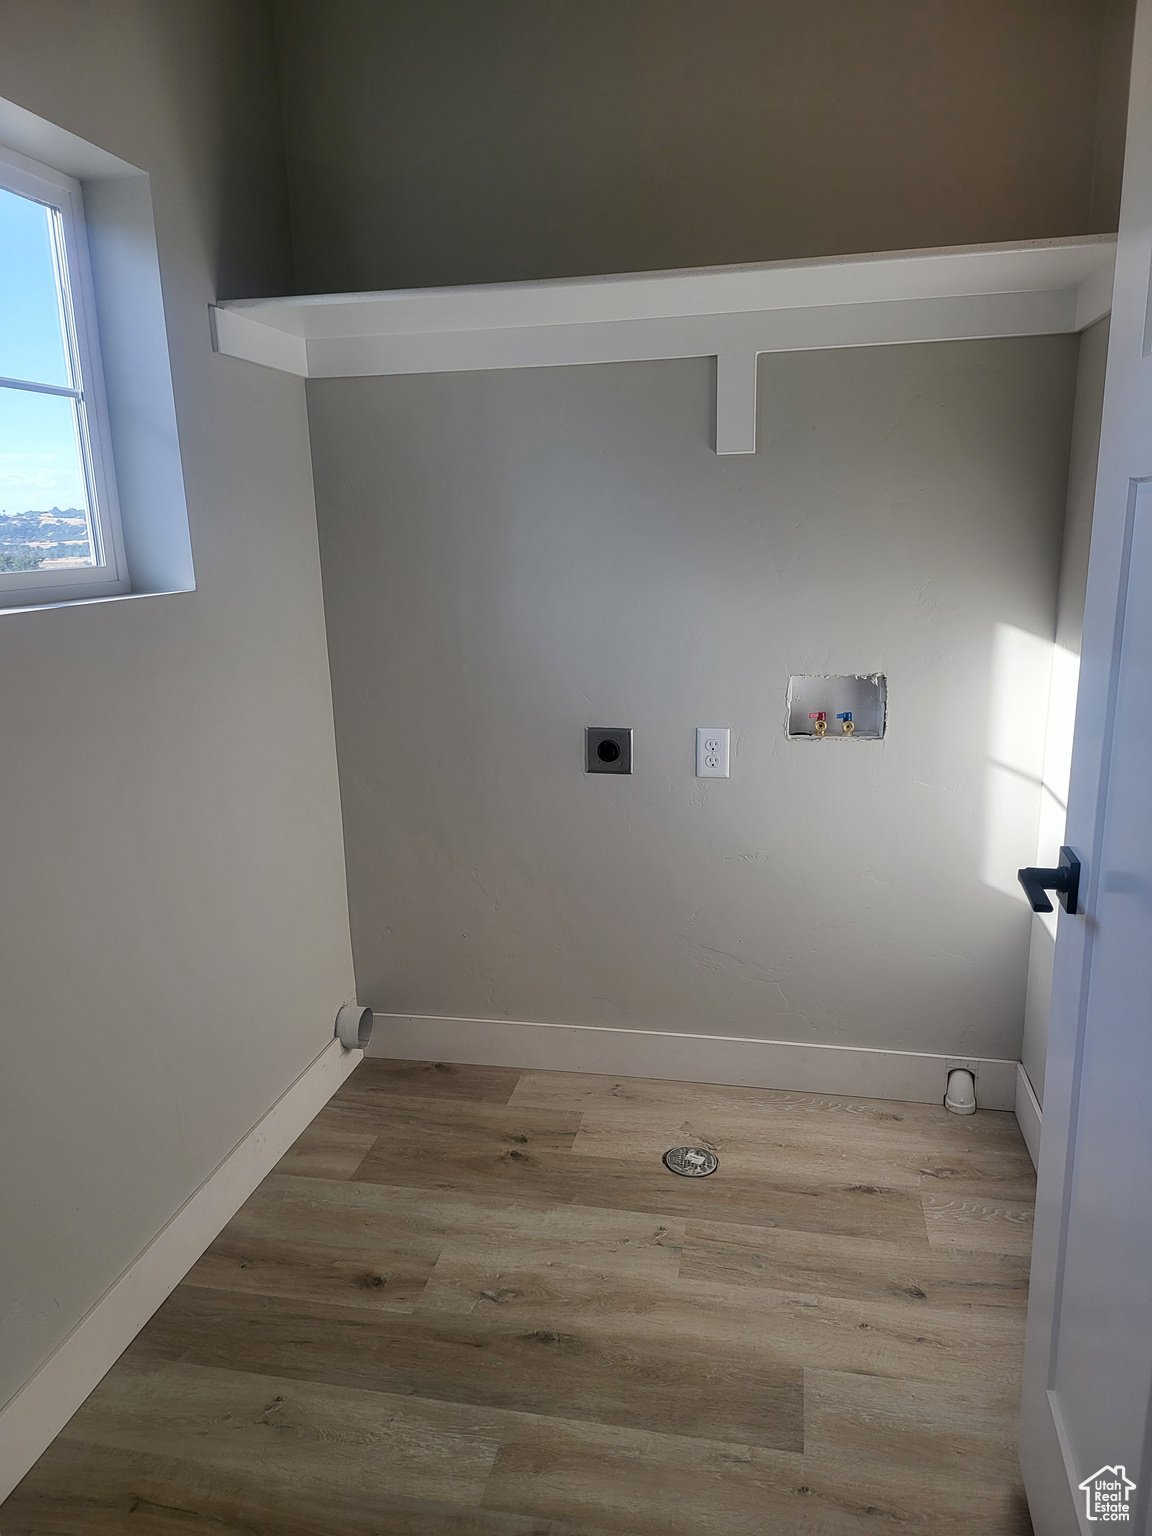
left=211, top=234, right=1116, bottom=454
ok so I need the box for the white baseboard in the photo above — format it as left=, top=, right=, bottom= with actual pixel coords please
left=1015, top=1061, right=1043, bottom=1169
left=368, top=1012, right=1019, bottom=1112
left=0, top=1036, right=361, bottom=1502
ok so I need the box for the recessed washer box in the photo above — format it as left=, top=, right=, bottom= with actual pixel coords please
left=787, top=675, right=886, bottom=739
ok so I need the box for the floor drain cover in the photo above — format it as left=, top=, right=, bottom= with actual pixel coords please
left=663, top=1145, right=718, bottom=1178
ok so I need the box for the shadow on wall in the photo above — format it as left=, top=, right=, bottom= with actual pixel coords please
left=132, top=0, right=295, bottom=300
left=271, top=0, right=1136, bottom=292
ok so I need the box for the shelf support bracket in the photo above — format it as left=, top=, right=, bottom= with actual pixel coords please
left=714, top=347, right=759, bottom=455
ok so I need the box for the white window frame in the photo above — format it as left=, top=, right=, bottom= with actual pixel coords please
left=0, top=142, right=128, bottom=606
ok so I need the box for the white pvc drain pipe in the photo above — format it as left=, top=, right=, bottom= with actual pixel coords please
left=945, top=1067, right=977, bottom=1115
left=335, top=1003, right=373, bottom=1049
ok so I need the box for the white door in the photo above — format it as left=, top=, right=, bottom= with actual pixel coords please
left=1019, top=5, right=1152, bottom=1531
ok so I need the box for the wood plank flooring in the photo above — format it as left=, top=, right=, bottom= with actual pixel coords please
left=1, top=1059, right=1036, bottom=1534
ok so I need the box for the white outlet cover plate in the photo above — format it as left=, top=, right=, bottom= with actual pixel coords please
left=696, top=727, right=730, bottom=778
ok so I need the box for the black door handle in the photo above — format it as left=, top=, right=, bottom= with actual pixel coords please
left=1018, top=847, right=1080, bottom=915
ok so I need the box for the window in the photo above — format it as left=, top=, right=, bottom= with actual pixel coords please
left=0, top=143, right=126, bottom=605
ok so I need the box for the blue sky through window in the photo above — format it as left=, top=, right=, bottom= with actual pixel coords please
left=0, top=186, right=69, bottom=386
left=0, top=388, right=87, bottom=514
left=0, top=186, right=91, bottom=542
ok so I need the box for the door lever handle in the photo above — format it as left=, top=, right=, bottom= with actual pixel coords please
left=1018, top=846, right=1080, bottom=915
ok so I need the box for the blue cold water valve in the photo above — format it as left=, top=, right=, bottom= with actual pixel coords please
left=836, top=711, right=855, bottom=736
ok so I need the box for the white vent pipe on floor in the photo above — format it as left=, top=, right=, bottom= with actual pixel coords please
left=335, top=1003, right=373, bottom=1050
left=945, top=1067, right=977, bottom=1115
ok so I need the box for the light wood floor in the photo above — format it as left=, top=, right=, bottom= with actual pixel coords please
left=3, top=1059, right=1037, bottom=1534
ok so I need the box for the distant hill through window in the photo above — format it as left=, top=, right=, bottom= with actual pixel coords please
left=0, top=507, right=93, bottom=569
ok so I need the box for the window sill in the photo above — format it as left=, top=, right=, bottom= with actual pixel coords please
left=0, top=584, right=195, bottom=618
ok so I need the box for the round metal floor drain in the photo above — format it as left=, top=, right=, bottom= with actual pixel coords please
left=663, top=1145, right=718, bottom=1178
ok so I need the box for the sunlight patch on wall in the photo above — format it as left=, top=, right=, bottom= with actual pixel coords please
left=1033, top=640, right=1081, bottom=937
left=981, top=623, right=1056, bottom=899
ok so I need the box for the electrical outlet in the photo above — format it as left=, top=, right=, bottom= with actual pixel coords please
left=585, top=727, right=633, bottom=774
left=696, top=727, right=730, bottom=778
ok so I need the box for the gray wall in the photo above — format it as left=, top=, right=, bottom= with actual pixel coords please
left=0, top=1, right=353, bottom=1411
left=311, top=335, right=1078, bottom=1061
left=273, top=0, right=1134, bottom=293
left=1021, top=317, right=1109, bottom=1105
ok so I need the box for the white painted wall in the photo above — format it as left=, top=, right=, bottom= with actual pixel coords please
left=0, top=2, right=353, bottom=1414
left=1020, top=317, right=1109, bottom=1106
left=309, top=335, right=1078, bottom=1063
